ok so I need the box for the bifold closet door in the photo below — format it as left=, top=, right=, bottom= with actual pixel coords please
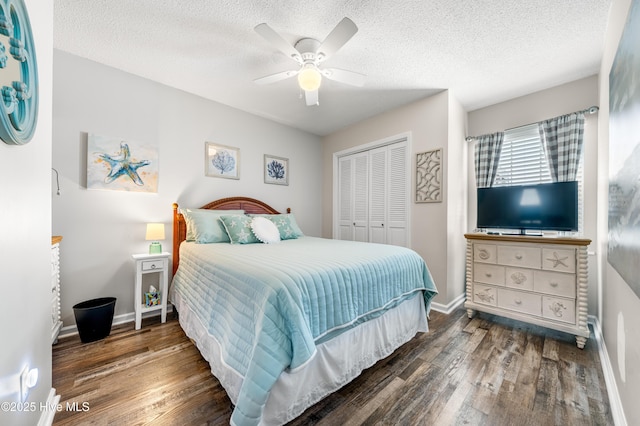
left=338, top=151, right=368, bottom=242
left=337, top=139, right=408, bottom=246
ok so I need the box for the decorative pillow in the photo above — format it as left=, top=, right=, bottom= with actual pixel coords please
left=181, top=209, right=244, bottom=243
left=250, top=214, right=304, bottom=240
left=219, top=215, right=261, bottom=244
left=250, top=217, right=281, bottom=244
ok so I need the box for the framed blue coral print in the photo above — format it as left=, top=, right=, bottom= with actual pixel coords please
left=264, top=154, right=288, bottom=185
left=206, top=142, right=239, bottom=179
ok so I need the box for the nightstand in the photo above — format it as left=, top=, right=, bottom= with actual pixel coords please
left=132, top=252, right=170, bottom=330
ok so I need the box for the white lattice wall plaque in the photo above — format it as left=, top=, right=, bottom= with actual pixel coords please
left=415, top=149, right=442, bottom=203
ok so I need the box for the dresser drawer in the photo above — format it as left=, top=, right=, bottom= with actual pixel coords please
left=474, top=244, right=497, bottom=263
left=505, top=267, right=534, bottom=291
left=142, top=259, right=165, bottom=271
left=542, top=296, right=576, bottom=324
left=497, top=288, right=541, bottom=316
left=534, top=270, right=576, bottom=298
left=473, top=283, right=497, bottom=306
left=473, top=263, right=505, bottom=286
left=542, top=248, right=575, bottom=273
left=497, top=245, right=541, bottom=269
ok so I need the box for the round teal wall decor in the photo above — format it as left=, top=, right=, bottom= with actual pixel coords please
left=0, top=0, right=38, bottom=145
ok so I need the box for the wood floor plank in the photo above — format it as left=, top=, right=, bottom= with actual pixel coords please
left=52, top=308, right=613, bottom=425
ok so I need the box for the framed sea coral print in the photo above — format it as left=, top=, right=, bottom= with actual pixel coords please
left=264, top=154, right=289, bottom=185
left=206, top=142, right=239, bottom=179
left=87, top=133, right=159, bottom=193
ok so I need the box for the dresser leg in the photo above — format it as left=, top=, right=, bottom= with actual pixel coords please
left=466, top=309, right=476, bottom=319
left=576, top=336, right=586, bottom=349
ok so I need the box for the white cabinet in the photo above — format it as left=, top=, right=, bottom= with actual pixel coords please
left=464, top=233, right=591, bottom=348
left=336, top=140, right=409, bottom=247
left=51, top=236, right=63, bottom=344
left=132, top=252, right=170, bottom=330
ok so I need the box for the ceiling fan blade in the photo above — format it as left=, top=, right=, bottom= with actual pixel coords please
left=305, top=89, right=319, bottom=106
left=254, top=70, right=299, bottom=85
left=321, top=68, right=366, bottom=87
left=316, top=17, right=358, bottom=63
left=254, top=23, right=302, bottom=64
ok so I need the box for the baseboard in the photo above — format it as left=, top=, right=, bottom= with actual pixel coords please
left=58, top=306, right=173, bottom=339
left=589, top=315, right=627, bottom=426
left=37, top=388, right=60, bottom=426
left=430, top=292, right=466, bottom=315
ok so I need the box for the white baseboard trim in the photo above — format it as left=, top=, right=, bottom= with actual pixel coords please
left=58, top=306, right=173, bottom=339
left=589, top=315, right=627, bottom=426
left=430, top=292, right=466, bottom=315
left=37, top=388, right=60, bottom=426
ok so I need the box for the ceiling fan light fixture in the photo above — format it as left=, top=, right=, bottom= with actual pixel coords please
left=297, top=64, right=322, bottom=91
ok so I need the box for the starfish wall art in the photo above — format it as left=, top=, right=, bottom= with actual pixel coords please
left=87, top=133, right=159, bottom=193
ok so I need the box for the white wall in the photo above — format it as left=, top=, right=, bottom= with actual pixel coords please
left=322, top=91, right=468, bottom=307
left=52, top=51, right=322, bottom=326
left=0, top=1, right=53, bottom=425
left=599, top=0, right=639, bottom=422
left=466, top=76, right=600, bottom=316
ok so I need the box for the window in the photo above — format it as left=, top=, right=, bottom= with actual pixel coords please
left=493, top=124, right=584, bottom=233
left=494, top=124, right=550, bottom=186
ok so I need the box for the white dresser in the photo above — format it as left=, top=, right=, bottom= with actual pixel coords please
left=464, top=233, right=591, bottom=348
left=51, top=236, right=63, bottom=344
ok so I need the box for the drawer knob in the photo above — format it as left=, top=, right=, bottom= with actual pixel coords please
left=515, top=254, right=523, bottom=260
left=549, top=282, right=558, bottom=287
left=150, top=264, right=156, bottom=269
left=514, top=299, right=522, bottom=305
left=485, top=272, right=492, bottom=278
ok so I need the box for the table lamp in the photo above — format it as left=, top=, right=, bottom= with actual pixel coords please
left=145, top=223, right=165, bottom=254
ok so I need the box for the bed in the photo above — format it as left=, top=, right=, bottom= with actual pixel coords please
left=169, top=197, right=438, bottom=426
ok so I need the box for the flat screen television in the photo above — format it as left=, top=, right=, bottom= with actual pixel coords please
left=477, top=181, right=578, bottom=234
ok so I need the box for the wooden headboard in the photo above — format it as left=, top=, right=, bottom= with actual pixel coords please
left=172, top=197, right=290, bottom=275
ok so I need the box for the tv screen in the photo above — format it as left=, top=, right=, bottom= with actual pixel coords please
left=477, top=181, right=578, bottom=233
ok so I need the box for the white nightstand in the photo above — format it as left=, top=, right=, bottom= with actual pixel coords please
left=132, top=252, right=170, bottom=330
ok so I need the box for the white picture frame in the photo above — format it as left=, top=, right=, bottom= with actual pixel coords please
left=206, top=142, right=240, bottom=179
left=264, top=154, right=289, bottom=186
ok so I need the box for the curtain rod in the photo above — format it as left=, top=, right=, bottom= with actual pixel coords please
left=465, top=105, right=599, bottom=142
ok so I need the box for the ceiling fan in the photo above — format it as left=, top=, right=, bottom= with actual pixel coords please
left=254, top=17, right=365, bottom=106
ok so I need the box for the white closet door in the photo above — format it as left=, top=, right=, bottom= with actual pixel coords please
left=352, top=153, right=369, bottom=242
left=335, top=138, right=408, bottom=246
left=337, top=152, right=369, bottom=241
left=368, top=146, right=387, bottom=244
left=337, top=156, right=353, bottom=240
left=386, top=141, right=409, bottom=247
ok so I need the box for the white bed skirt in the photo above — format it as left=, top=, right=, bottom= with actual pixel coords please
left=171, top=291, right=428, bottom=425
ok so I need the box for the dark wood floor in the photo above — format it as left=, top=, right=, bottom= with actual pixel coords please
left=52, top=307, right=613, bottom=425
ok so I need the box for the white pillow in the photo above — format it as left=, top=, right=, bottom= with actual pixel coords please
left=250, top=216, right=281, bottom=244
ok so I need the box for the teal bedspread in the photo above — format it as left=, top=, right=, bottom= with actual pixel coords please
left=170, top=237, right=437, bottom=426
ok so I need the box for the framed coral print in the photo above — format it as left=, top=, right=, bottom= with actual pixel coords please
left=206, top=142, right=240, bottom=179
left=415, top=148, right=442, bottom=203
left=264, top=154, right=289, bottom=185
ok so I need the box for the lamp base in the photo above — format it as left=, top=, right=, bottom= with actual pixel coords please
left=149, top=242, right=162, bottom=254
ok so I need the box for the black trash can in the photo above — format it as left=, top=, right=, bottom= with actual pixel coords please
left=73, top=297, right=116, bottom=343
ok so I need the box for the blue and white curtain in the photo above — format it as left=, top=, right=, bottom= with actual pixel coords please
left=474, top=132, right=504, bottom=188
left=538, top=112, right=585, bottom=182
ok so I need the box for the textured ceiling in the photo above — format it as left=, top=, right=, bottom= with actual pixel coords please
left=53, top=0, right=611, bottom=136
